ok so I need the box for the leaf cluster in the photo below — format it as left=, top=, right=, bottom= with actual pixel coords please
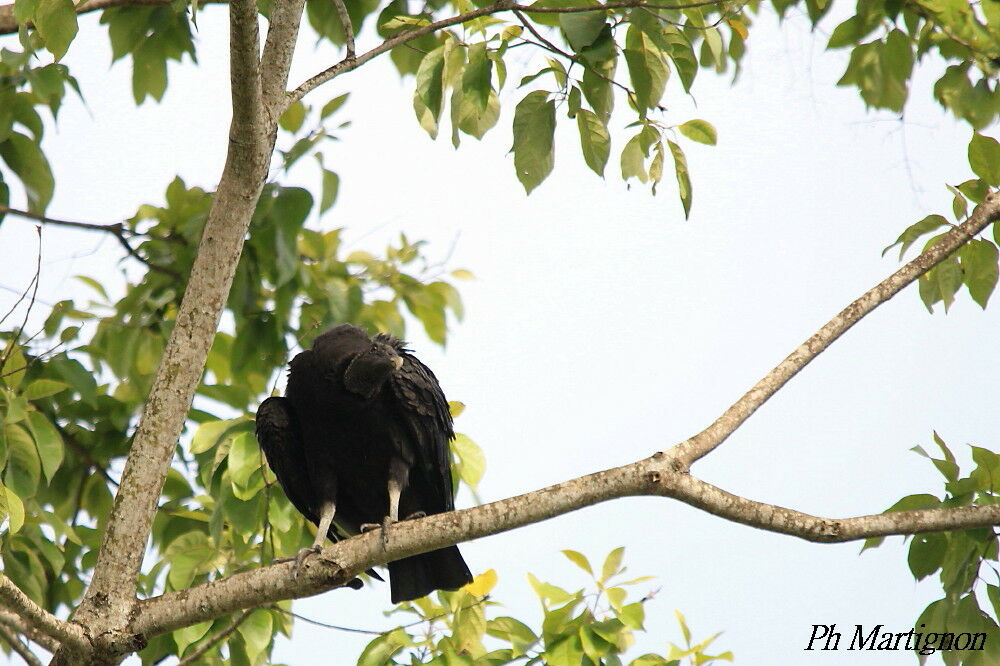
left=863, top=432, right=1000, bottom=666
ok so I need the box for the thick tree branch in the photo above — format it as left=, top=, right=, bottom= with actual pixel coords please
left=673, top=190, right=1000, bottom=464
left=260, top=0, right=306, bottom=115
left=64, top=0, right=275, bottom=656
left=0, top=575, right=86, bottom=651
left=133, top=454, right=1000, bottom=637
left=0, top=622, right=43, bottom=666
left=0, top=612, right=60, bottom=654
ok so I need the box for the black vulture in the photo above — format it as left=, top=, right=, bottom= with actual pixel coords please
left=255, top=324, right=473, bottom=603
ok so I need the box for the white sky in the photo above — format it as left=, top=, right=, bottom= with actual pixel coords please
left=1, top=3, right=998, bottom=665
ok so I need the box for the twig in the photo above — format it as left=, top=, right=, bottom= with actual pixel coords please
left=0, top=227, right=41, bottom=375
left=0, top=575, right=88, bottom=650
left=0, top=622, right=43, bottom=666
left=331, top=0, right=355, bottom=59
left=513, top=9, right=639, bottom=99
left=176, top=610, right=252, bottom=665
left=0, top=205, right=180, bottom=278
left=266, top=596, right=489, bottom=636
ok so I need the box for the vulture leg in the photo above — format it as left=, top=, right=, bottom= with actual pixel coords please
left=361, top=457, right=410, bottom=548
left=285, top=499, right=337, bottom=578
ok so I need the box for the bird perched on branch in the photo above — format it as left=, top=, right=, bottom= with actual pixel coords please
left=255, top=324, right=473, bottom=603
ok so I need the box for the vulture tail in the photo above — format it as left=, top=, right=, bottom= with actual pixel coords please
left=387, top=546, right=473, bottom=604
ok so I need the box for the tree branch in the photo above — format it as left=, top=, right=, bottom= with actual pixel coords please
left=65, top=0, right=275, bottom=652
left=287, top=0, right=731, bottom=105
left=0, top=205, right=180, bottom=279
left=133, top=455, right=1000, bottom=637
left=330, top=0, right=355, bottom=59
left=260, top=0, right=306, bottom=114
left=0, top=575, right=87, bottom=651
left=673, top=190, right=1000, bottom=464
left=0, top=622, right=43, bottom=666
left=0, top=611, right=60, bottom=654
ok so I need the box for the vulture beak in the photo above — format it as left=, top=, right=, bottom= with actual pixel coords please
left=391, top=356, right=404, bottom=370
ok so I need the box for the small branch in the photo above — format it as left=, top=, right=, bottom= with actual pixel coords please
left=289, top=0, right=518, bottom=104
left=289, top=0, right=727, bottom=105
left=0, top=205, right=180, bottom=278
left=513, top=9, right=638, bottom=99
left=673, top=190, right=1000, bottom=464
left=0, top=205, right=139, bottom=236
left=662, top=473, right=1000, bottom=542
left=330, top=0, right=355, bottom=59
left=0, top=227, right=41, bottom=375
left=0, top=611, right=60, bottom=654
left=175, top=609, right=251, bottom=666
left=0, top=622, right=43, bottom=666
left=0, top=575, right=87, bottom=651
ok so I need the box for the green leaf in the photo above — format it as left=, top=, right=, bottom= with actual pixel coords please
left=544, top=634, right=583, bottom=666
left=561, top=549, right=593, bottom=575
left=320, top=92, right=349, bottom=119
left=677, top=119, right=717, bottom=145
left=624, top=26, right=668, bottom=111
left=884, top=493, right=940, bottom=513
left=619, top=602, right=645, bottom=630
left=576, top=109, right=610, bottom=177
left=907, top=532, right=946, bottom=580
left=358, top=628, right=411, bottom=666
left=527, top=572, right=575, bottom=606
left=582, top=66, right=614, bottom=123
left=173, top=621, right=212, bottom=656
left=320, top=168, right=339, bottom=213
left=166, top=532, right=225, bottom=589
left=969, top=133, right=1000, bottom=186
left=451, top=433, right=485, bottom=491
left=462, top=42, right=492, bottom=112
left=236, top=610, right=273, bottom=663
left=191, top=418, right=251, bottom=454
left=2, top=343, right=26, bottom=389
left=34, top=0, right=78, bottom=60
left=919, top=254, right=962, bottom=312
left=667, top=140, right=691, bottom=217
left=560, top=11, right=606, bottom=52
left=0, top=481, right=25, bottom=533
left=959, top=239, right=999, bottom=308
left=279, top=100, right=306, bottom=133
left=883, top=214, right=949, bottom=259
left=227, top=431, right=260, bottom=489
left=22, top=379, right=69, bottom=400
left=0, top=131, right=54, bottom=213
left=415, top=46, right=446, bottom=124
left=511, top=90, right=555, bottom=194
left=4, top=423, right=40, bottom=498
left=25, top=411, right=63, bottom=483
left=601, top=547, right=625, bottom=583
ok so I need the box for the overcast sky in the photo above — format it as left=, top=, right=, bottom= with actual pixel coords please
left=1, top=3, right=998, bottom=665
